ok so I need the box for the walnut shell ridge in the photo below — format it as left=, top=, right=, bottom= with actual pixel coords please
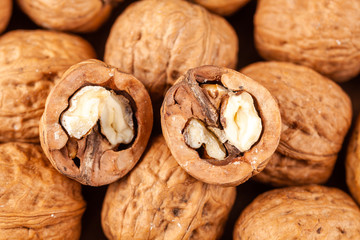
left=254, top=0, right=360, bottom=82
left=0, top=30, right=96, bottom=143
left=0, top=0, right=12, bottom=34
left=0, top=142, right=85, bottom=239
left=101, top=135, right=236, bottom=240
left=242, top=61, right=352, bottom=186
left=233, top=185, right=360, bottom=240
left=190, top=0, right=251, bottom=16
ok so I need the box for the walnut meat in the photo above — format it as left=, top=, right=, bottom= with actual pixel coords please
left=105, top=0, right=238, bottom=104
left=190, top=0, right=251, bottom=16
left=0, top=30, right=96, bottom=143
left=0, top=142, right=85, bottom=239
left=101, top=135, right=236, bottom=240
left=254, top=0, right=360, bottom=82
left=0, top=0, right=12, bottom=34
left=233, top=185, right=360, bottom=240
left=40, top=59, right=153, bottom=186
left=161, top=65, right=281, bottom=186
left=16, top=0, right=117, bottom=33
left=242, top=62, right=352, bottom=186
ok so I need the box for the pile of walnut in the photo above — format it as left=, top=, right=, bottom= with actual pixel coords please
left=1, top=0, right=360, bottom=239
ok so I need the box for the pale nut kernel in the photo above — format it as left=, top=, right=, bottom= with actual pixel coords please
left=222, top=92, right=262, bottom=152
left=184, top=119, right=226, bottom=160
left=61, top=86, right=134, bottom=147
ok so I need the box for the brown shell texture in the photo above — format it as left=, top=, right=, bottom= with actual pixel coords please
left=0, top=30, right=96, bottom=143
left=0, top=142, right=85, bottom=239
left=254, top=0, right=360, bottom=82
left=0, top=0, right=12, bottom=34
left=233, top=185, right=360, bottom=240
left=161, top=65, right=281, bottom=186
left=242, top=61, right=352, bottom=186
left=105, top=0, right=238, bottom=104
left=346, top=114, right=360, bottom=205
left=16, top=0, right=115, bottom=33
left=190, top=0, right=251, bottom=16
left=101, top=135, right=236, bottom=240
left=40, top=59, right=153, bottom=186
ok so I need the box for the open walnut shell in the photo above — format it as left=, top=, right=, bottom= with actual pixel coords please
left=0, top=0, right=12, bottom=34
left=0, top=142, right=85, bottom=239
left=234, top=185, right=360, bottom=239
left=242, top=61, right=352, bottom=186
left=190, top=0, right=251, bottom=16
left=0, top=30, right=96, bottom=143
left=161, top=65, right=281, bottom=186
left=40, top=59, right=153, bottom=186
left=16, top=0, right=118, bottom=33
left=101, top=135, right=236, bottom=240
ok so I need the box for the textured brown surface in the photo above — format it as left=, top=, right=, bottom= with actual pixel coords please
left=233, top=185, right=360, bottom=240
left=190, top=0, right=251, bottom=16
left=242, top=61, right=352, bottom=186
left=161, top=65, right=281, bottom=186
left=40, top=59, right=153, bottom=186
left=16, top=0, right=116, bottom=33
left=0, top=0, right=12, bottom=33
left=0, top=142, right=85, bottom=239
left=0, top=30, right=96, bottom=143
left=105, top=0, right=238, bottom=104
left=101, top=135, right=236, bottom=240
left=254, top=0, right=360, bottom=82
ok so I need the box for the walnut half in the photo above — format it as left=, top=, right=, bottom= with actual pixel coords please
left=161, top=65, right=281, bottom=186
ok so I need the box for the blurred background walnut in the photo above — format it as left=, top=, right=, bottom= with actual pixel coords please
left=0, top=0, right=12, bottom=34
left=0, top=142, right=85, bottom=239
left=190, top=0, right=251, bottom=16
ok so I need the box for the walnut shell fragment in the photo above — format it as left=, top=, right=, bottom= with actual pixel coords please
left=105, top=0, right=238, bottom=104
left=242, top=61, right=352, bottom=186
left=0, top=142, right=85, bottom=239
left=40, top=59, right=153, bottom=186
left=161, top=65, right=281, bottom=186
left=0, top=0, right=12, bottom=34
left=254, top=0, right=360, bottom=82
left=190, top=0, right=251, bottom=16
left=233, top=185, right=360, bottom=240
left=101, top=135, right=236, bottom=240
left=16, top=0, right=118, bottom=33
left=0, top=30, right=96, bottom=143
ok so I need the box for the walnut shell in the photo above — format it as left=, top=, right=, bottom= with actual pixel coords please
left=161, top=65, right=281, bottom=186
left=254, top=0, right=360, bottom=82
left=101, top=135, right=236, bottom=240
left=0, top=30, right=96, bottom=143
left=105, top=0, right=238, bottom=104
left=40, top=59, right=153, bottom=186
left=0, top=0, right=12, bottom=34
left=233, top=185, right=360, bottom=240
left=16, top=0, right=116, bottom=33
left=0, top=142, right=85, bottom=239
left=242, top=61, right=352, bottom=186
left=190, top=0, right=250, bottom=16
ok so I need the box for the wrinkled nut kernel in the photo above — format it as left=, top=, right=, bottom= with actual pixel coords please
left=161, top=65, right=281, bottom=186
left=61, top=86, right=134, bottom=147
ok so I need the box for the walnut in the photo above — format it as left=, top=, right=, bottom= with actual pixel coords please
left=241, top=61, right=352, bottom=186
left=104, top=0, right=238, bottom=104
left=254, top=0, right=360, bottom=82
left=190, top=0, right=251, bottom=16
left=233, top=185, right=360, bottom=240
left=0, top=0, right=12, bottom=34
left=101, top=135, right=236, bottom=240
left=161, top=65, right=281, bottom=186
left=0, top=30, right=96, bottom=143
left=40, top=59, right=153, bottom=186
left=16, top=0, right=119, bottom=33
left=0, top=142, right=85, bottom=239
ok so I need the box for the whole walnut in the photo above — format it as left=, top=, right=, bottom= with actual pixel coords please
left=190, top=0, right=251, bottom=16
left=233, top=185, right=360, bottom=240
left=0, top=142, right=85, bottom=239
left=241, top=61, right=352, bottom=186
left=0, top=30, right=96, bottom=143
left=105, top=0, right=238, bottom=104
left=101, top=135, right=236, bottom=240
left=254, top=0, right=360, bottom=82
left=0, top=0, right=12, bottom=34
left=16, top=0, right=118, bottom=33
